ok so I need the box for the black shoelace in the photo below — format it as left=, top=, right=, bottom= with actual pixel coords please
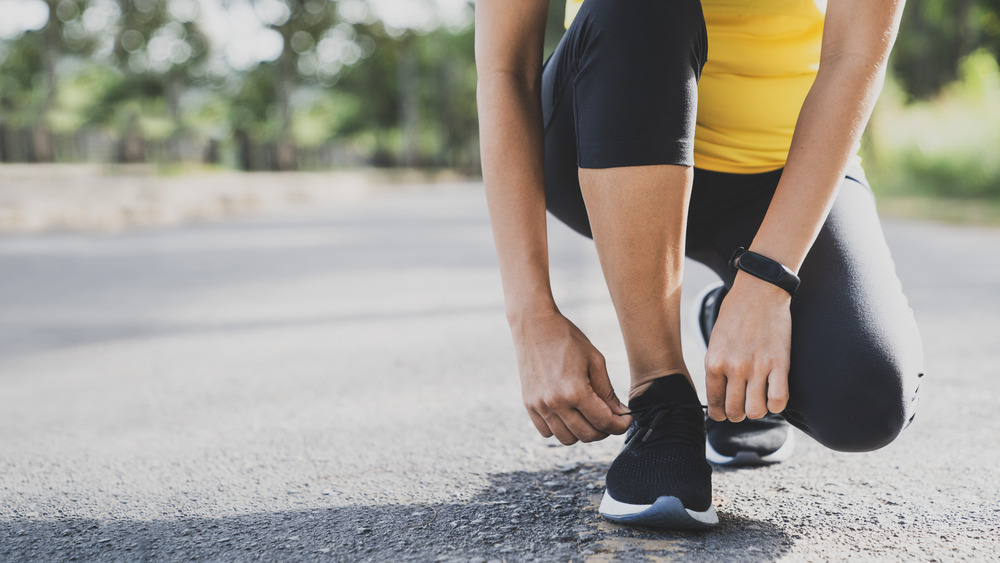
left=624, top=404, right=707, bottom=448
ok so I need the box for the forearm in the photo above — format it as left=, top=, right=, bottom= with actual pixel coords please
left=477, top=73, right=556, bottom=322
left=705, top=0, right=905, bottom=420
left=707, top=57, right=890, bottom=418
left=747, top=0, right=904, bottom=275
left=748, top=57, right=887, bottom=273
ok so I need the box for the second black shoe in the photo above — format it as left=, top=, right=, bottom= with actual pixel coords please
left=691, top=282, right=796, bottom=466
left=705, top=413, right=796, bottom=466
left=599, top=374, right=718, bottom=529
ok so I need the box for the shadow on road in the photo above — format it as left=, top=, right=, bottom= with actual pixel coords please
left=0, top=464, right=792, bottom=562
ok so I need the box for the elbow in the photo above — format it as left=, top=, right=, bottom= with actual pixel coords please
left=476, top=70, right=542, bottom=114
left=477, top=68, right=542, bottom=96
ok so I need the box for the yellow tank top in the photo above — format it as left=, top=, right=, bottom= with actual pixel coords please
left=565, top=0, right=828, bottom=173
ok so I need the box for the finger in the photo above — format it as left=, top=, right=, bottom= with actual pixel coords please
left=725, top=376, right=747, bottom=422
left=575, top=389, right=631, bottom=436
left=539, top=410, right=578, bottom=446
left=585, top=360, right=632, bottom=435
left=560, top=408, right=609, bottom=443
left=744, top=375, right=769, bottom=419
left=526, top=408, right=553, bottom=438
left=767, top=365, right=790, bottom=413
left=705, top=365, right=728, bottom=421
left=589, top=356, right=632, bottom=416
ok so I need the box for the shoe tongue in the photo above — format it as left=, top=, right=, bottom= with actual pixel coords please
left=629, top=374, right=701, bottom=411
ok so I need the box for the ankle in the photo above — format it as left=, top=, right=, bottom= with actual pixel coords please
left=629, top=370, right=694, bottom=401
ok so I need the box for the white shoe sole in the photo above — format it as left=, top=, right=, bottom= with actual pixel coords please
left=600, top=491, right=718, bottom=529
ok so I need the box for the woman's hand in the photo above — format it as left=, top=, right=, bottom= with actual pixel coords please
left=476, top=2, right=630, bottom=444
left=704, top=274, right=792, bottom=422
left=716, top=3, right=907, bottom=421
left=512, top=309, right=633, bottom=445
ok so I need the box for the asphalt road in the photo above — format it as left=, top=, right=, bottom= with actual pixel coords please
left=0, top=182, right=997, bottom=562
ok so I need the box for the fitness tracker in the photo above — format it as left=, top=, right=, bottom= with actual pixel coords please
left=729, top=247, right=800, bottom=296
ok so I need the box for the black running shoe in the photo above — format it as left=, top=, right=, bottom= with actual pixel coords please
left=705, top=413, right=795, bottom=465
left=691, top=282, right=796, bottom=466
left=599, top=374, right=718, bottom=529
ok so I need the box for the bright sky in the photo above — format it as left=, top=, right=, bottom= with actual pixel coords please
left=0, top=0, right=473, bottom=70
left=0, top=0, right=50, bottom=39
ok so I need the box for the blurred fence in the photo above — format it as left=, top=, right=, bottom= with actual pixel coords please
left=0, top=0, right=489, bottom=172
left=1, top=0, right=1000, bottom=200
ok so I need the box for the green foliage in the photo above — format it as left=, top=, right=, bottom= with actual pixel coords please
left=864, top=50, right=1000, bottom=201
left=0, top=31, right=47, bottom=127
left=892, top=0, right=1000, bottom=100
left=291, top=89, right=359, bottom=148
left=49, top=62, right=119, bottom=133
left=2, top=0, right=995, bottom=186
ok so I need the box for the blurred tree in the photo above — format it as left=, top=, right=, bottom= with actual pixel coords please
left=426, top=27, right=478, bottom=171
left=266, top=0, right=338, bottom=170
left=0, top=30, right=48, bottom=162
left=893, top=0, right=976, bottom=99
left=0, top=0, right=97, bottom=162
left=891, top=0, right=1000, bottom=99
left=977, top=0, right=1000, bottom=61
left=226, top=0, right=341, bottom=170
left=332, top=18, right=479, bottom=169
left=332, top=20, right=402, bottom=166
left=89, top=0, right=210, bottom=162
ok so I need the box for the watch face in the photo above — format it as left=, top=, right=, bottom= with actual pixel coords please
left=740, top=252, right=784, bottom=281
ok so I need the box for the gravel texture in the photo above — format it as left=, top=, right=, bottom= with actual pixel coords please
left=0, top=179, right=997, bottom=561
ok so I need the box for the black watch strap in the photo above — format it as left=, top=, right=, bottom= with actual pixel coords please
left=729, top=247, right=800, bottom=296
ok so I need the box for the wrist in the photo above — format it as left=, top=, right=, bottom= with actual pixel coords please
left=731, top=270, right=792, bottom=304
left=505, top=296, right=559, bottom=328
left=729, top=247, right=801, bottom=297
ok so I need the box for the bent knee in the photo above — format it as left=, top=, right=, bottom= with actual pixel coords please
left=807, top=401, right=911, bottom=453
left=790, top=356, right=922, bottom=453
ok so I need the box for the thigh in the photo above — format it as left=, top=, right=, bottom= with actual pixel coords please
left=542, top=0, right=707, bottom=239
left=688, top=172, right=924, bottom=452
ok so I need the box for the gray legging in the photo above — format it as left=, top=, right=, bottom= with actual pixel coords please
left=541, top=0, right=924, bottom=452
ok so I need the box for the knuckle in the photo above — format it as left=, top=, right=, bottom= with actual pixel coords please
left=705, top=357, right=726, bottom=374
left=768, top=399, right=788, bottom=413
left=769, top=390, right=790, bottom=402
left=735, top=358, right=755, bottom=376
left=721, top=371, right=744, bottom=384
left=542, top=393, right=564, bottom=410
left=592, top=418, right=613, bottom=434
left=746, top=408, right=767, bottom=419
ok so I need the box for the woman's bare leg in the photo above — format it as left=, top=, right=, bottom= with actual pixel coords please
left=579, top=165, right=694, bottom=400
